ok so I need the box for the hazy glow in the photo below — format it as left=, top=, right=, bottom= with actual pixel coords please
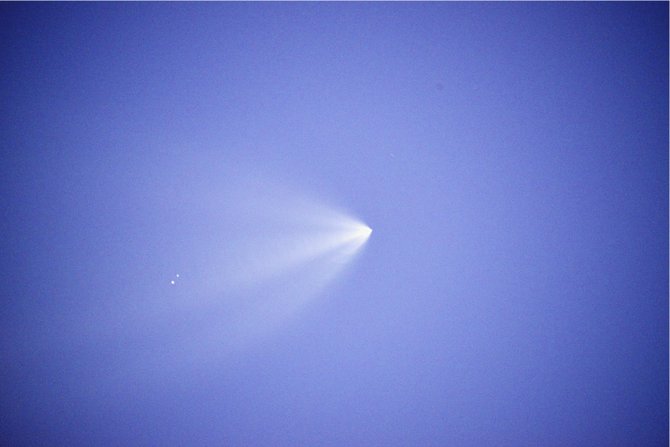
left=151, top=177, right=376, bottom=361
left=70, top=180, right=374, bottom=387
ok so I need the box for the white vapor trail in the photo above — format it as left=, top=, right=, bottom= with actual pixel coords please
left=165, top=175, right=373, bottom=357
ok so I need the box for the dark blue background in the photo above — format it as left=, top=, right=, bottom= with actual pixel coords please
left=1, top=3, right=667, bottom=446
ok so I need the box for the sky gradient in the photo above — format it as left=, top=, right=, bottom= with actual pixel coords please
left=1, top=3, right=668, bottom=446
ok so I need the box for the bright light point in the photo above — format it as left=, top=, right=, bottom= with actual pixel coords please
left=347, top=223, right=372, bottom=242
left=170, top=280, right=175, bottom=285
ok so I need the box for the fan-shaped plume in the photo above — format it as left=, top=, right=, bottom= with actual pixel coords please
left=163, top=176, right=373, bottom=360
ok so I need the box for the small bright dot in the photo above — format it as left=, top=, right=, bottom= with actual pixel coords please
left=170, top=280, right=175, bottom=285
left=176, top=274, right=180, bottom=278
left=357, top=225, right=372, bottom=239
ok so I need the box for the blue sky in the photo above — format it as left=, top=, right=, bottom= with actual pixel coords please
left=1, top=3, right=667, bottom=446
